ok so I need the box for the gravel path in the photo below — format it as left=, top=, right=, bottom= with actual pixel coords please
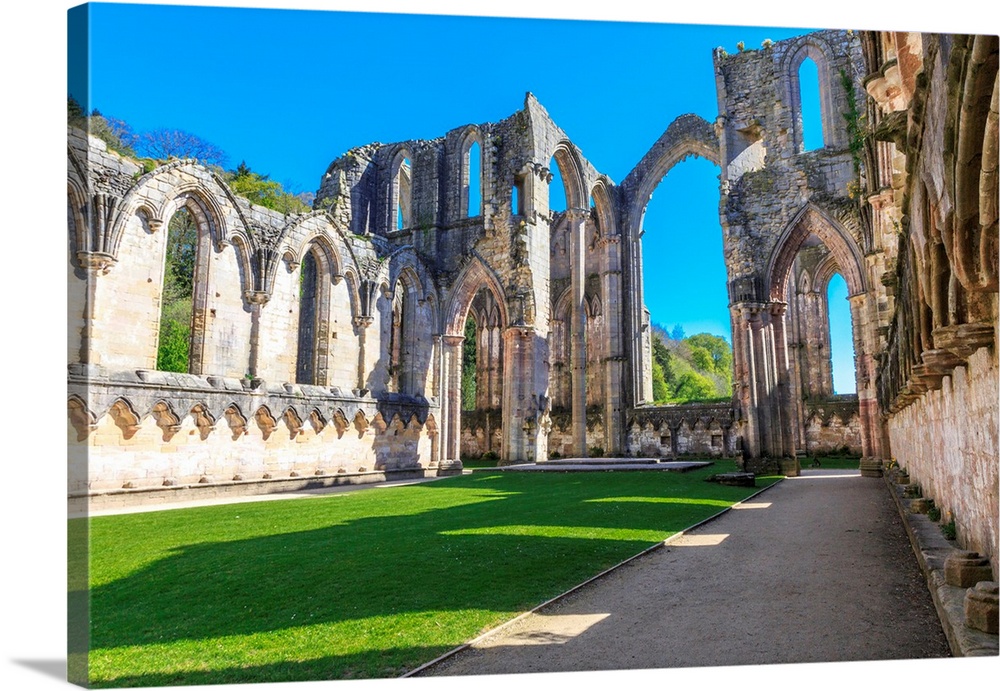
left=418, top=469, right=951, bottom=676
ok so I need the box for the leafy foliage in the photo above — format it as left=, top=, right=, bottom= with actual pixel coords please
left=156, top=209, right=196, bottom=373
left=650, top=325, right=734, bottom=404
left=227, top=161, right=311, bottom=214
left=69, top=96, right=138, bottom=158
left=67, top=99, right=312, bottom=214
left=461, top=318, right=478, bottom=410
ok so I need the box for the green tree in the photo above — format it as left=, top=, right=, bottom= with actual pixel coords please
left=651, top=356, right=669, bottom=403
left=461, top=318, right=478, bottom=410
left=156, top=209, right=197, bottom=373
left=227, top=161, right=311, bottom=214
left=672, top=370, right=716, bottom=401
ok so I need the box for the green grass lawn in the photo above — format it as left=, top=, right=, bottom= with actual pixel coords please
left=803, top=455, right=863, bottom=470
left=79, top=462, right=779, bottom=687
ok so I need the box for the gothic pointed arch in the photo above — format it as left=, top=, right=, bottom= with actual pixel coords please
left=456, top=125, right=485, bottom=219
left=444, top=257, right=509, bottom=336
left=766, top=204, right=867, bottom=301
left=621, top=114, right=720, bottom=240
left=780, top=33, right=848, bottom=151
left=388, top=145, right=414, bottom=231
left=549, top=140, right=588, bottom=212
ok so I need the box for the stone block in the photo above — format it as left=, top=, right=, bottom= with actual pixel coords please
left=964, top=581, right=999, bottom=634
left=945, top=551, right=995, bottom=588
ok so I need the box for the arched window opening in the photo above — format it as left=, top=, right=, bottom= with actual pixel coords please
left=467, top=141, right=481, bottom=218
left=461, top=316, right=477, bottom=410
left=388, top=289, right=406, bottom=393
left=798, top=56, right=825, bottom=151
left=396, top=157, right=412, bottom=230
left=641, top=157, right=732, bottom=404
left=511, top=179, right=522, bottom=216
left=548, top=157, right=567, bottom=214
left=827, top=272, right=856, bottom=393
left=157, top=207, right=197, bottom=373
left=296, top=249, right=319, bottom=385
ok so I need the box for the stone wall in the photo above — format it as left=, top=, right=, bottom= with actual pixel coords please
left=887, top=346, right=999, bottom=577
left=802, top=396, right=863, bottom=456
left=69, top=368, right=438, bottom=494
left=625, top=404, right=736, bottom=458
left=864, top=31, right=998, bottom=574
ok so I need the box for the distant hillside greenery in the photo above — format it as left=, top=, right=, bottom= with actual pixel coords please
left=650, top=324, right=733, bottom=404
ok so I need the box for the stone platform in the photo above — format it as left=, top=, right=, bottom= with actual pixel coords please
left=488, top=458, right=713, bottom=472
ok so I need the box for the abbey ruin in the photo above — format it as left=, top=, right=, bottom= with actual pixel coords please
left=68, top=29, right=998, bottom=576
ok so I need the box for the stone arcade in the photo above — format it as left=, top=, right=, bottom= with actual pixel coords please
left=67, top=29, right=998, bottom=575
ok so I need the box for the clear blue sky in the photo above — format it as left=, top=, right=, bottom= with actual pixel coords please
left=70, top=1, right=856, bottom=389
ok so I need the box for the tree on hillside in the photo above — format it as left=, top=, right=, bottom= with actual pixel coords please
left=227, top=161, right=311, bottom=214
left=649, top=326, right=734, bottom=403
left=137, top=128, right=228, bottom=168
left=69, top=97, right=138, bottom=157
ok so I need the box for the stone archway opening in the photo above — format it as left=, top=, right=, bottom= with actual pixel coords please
left=640, top=156, right=732, bottom=407
left=744, top=205, right=879, bottom=470
left=781, top=235, right=864, bottom=462
left=459, top=288, right=504, bottom=462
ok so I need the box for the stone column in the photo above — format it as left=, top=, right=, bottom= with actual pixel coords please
left=353, top=316, right=373, bottom=395
left=568, top=207, right=589, bottom=457
left=501, top=325, right=549, bottom=464
left=245, top=290, right=270, bottom=379
left=849, top=292, right=884, bottom=472
left=600, top=234, right=624, bottom=455
left=442, top=335, right=465, bottom=465
left=769, top=301, right=796, bottom=459
left=74, top=253, right=115, bottom=364
left=748, top=305, right=772, bottom=456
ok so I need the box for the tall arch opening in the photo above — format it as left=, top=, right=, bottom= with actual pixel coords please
left=826, top=272, right=856, bottom=394
left=466, top=140, right=481, bottom=218
left=157, top=202, right=210, bottom=373
left=394, top=155, right=412, bottom=231
left=798, top=56, right=825, bottom=150
left=767, top=208, right=870, bottom=460
left=640, top=156, right=732, bottom=405
left=296, top=249, right=319, bottom=385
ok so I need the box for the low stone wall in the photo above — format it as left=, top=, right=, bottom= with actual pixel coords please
left=887, top=346, right=999, bottom=579
left=459, top=409, right=503, bottom=459
left=546, top=409, right=607, bottom=457
left=625, top=403, right=736, bottom=458
left=69, top=367, right=440, bottom=494
left=71, top=467, right=430, bottom=515
left=802, top=395, right=863, bottom=456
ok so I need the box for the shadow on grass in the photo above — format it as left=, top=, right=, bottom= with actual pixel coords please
left=84, top=463, right=772, bottom=684
left=88, top=646, right=454, bottom=688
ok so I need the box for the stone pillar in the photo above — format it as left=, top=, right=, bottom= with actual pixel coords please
left=568, top=207, right=589, bottom=457
left=769, top=301, right=796, bottom=459
left=849, top=293, right=882, bottom=465
left=442, top=335, right=465, bottom=465
left=245, top=290, right=269, bottom=379
left=353, top=316, right=373, bottom=395
left=500, top=326, right=549, bottom=464
left=600, top=234, right=624, bottom=455
left=749, top=306, right=772, bottom=456
left=732, top=305, right=760, bottom=460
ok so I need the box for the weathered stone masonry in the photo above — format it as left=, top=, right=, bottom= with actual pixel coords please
left=68, top=28, right=997, bottom=578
